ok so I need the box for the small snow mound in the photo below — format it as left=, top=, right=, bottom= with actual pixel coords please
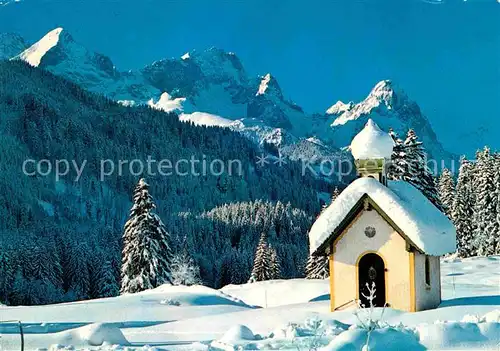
left=220, top=325, right=255, bottom=342
left=19, top=27, right=63, bottom=67
left=321, top=327, right=425, bottom=351
left=349, top=119, right=394, bottom=160
left=416, top=322, right=489, bottom=349
left=483, top=310, right=500, bottom=322
left=323, top=320, right=350, bottom=336
left=462, top=314, right=484, bottom=323
left=136, top=283, right=252, bottom=307
left=60, top=323, right=129, bottom=347
left=188, top=342, right=209, bottom=350
left=270, top=323, right=301, bottom=339
left=49, top=345, right=73, bottom=351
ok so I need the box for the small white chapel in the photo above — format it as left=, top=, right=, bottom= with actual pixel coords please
left=308, top=119, right=456, bottom=312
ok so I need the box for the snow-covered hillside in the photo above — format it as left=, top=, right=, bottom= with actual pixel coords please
left=1, top=256, right=499, bottom=350
left=3, top=28, right=455, bottom=165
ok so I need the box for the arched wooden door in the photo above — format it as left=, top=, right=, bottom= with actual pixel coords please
left=358, top=253, right=386, bottom=307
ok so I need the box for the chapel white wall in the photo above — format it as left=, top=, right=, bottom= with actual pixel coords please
left=331, top=208, right=411, bottom=311
left=414, top=252, right=441, bottom=311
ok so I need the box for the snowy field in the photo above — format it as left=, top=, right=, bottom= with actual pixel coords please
left=0, top=256, right=499, bottom=350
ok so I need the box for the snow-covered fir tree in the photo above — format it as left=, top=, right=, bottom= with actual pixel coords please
left=494, top=153, right=500, bottom=255
left=387, top=128, right=406, bottom=180
left=121, top=178, right=174, bottom=294
left=388, top=129, right=440, bottom=208
left=452, top=157, right=475, bottom=257
left=438, top=168, right=455, bottom=218
left=248, top=231, right=272, bottom=283
left=331, top=187, right=340, bottom=202
left=171, top=251, right=203, bottom=286
left=321, top=187, right=340, bottom=213
left=472, top=148, right=498, bottom=256
left=305, top=254, right=329, bottom=279
left=403, top=129, right=441, bottom=209
left=268, top=245, right=281, bottom=280
left=306, top=186, right=338, bottom=279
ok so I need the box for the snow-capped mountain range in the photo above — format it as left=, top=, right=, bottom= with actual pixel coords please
left=3, top=27, right=454, bottom=164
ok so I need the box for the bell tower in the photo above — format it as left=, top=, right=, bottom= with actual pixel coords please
left=355, top=158, right=387, bottom=185
left=349, top=119, right=393, bottom=186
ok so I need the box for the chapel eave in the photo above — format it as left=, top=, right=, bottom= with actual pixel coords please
left=312, top=194, right=424, bottom=257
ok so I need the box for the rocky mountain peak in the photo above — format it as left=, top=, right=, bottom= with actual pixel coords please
left=318, top=80, right=452, bottom=161
left=366, top=79, right=408, bottom=109
left=189, top=47, right=247, bottom=84
left=326, top=100, right=354, bottom=115
left=17, top=27, right=64, bottom=67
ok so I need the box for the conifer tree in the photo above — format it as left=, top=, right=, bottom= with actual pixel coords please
left=305, top=254, right=329, bottom=279
left=331, top=187, right=340, bottom=202
left=268, top=245, right=281, bottom=280
left=97, top=261, right=119, bottom=298
left=403, top=129, right=441, bottom=209
left=387, top=128, right=406, bottom=180
left=494, top=153, right=500, bottom=255
left=9, top=268, right=26, bottom=305
left=472, top=148, right=498, bottom=256
left=0, top=251, right=13, bottom=304
left=66, top=243, right=90, bottom=300
left=248, top=231, right=271, bottom=283
left=438, top=168, right=455, bottom=218
left=452, top=157, right=475, bottom=257
left=121, top=178, right=174, bottom=294
left=321, top=187, right=341, bottom=213
left=305, top=186, right=338, bottom=280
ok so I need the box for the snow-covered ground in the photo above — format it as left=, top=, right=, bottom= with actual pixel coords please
left=0, top=256, right=499, bottom=350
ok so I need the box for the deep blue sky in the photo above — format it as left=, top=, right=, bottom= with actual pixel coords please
left=1, top=0, right=499, bottom=153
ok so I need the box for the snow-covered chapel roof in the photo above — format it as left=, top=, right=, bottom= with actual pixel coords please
left=349, top=119, right=394, bottom=160
left=309, top=177, right=456, bottom=256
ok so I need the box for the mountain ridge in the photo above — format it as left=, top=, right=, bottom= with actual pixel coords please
left=7, top=27, right=454, bottom=164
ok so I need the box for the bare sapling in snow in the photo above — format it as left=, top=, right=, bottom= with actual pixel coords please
left=120, top=178, right=174, bottom=294
left=303, top=317, right=326, bottom=351
left=354, top=282, right=387, bottom=351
